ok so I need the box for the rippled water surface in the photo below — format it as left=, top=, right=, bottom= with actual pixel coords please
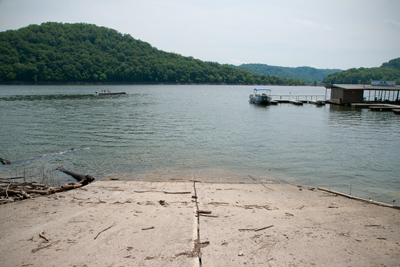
left=1, top=85, right=399, bottom=204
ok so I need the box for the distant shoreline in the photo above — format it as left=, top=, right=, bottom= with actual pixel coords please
left=0, top=81, right=322, bottom=86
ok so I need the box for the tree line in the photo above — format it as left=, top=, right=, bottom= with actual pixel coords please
left=232, top=63, right=342, bottom=85
left=322, top=58, right=400, bottom=85
left=0, top=22, right=305, bottom=85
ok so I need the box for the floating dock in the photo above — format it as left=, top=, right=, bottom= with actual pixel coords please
left=350, top=103, right=400, bottom=114
left=271, top=95, right=326, bottom=106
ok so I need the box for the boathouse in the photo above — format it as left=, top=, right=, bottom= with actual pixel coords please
left=327, top=81, right=400, bottom=104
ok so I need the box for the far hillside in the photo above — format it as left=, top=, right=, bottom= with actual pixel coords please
left=232, top=63, right=342, bottom=84
left=0, top=22, right=305, bottom=85
left=323, top=58, right=400, bottom=85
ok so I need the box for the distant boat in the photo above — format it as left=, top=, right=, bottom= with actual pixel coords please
left=94, top=89, right=126, bottom=96
left=249, top=88, right=272, bottom=104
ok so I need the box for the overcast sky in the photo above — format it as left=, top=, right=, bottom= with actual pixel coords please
left=0, top=0, right=399, bottom=70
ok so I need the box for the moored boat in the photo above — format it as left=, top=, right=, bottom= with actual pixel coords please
left=249, top=88, right=272, bottom=104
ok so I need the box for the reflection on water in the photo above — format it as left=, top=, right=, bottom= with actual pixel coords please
left=0, top=85, right=399, bottom=205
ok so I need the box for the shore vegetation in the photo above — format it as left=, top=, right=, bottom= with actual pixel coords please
left=322, top=58, right=400, bottom=85
left=0, top=22, right=306, bottom=85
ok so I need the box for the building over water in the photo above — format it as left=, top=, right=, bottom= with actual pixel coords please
left=327, top=81, right=400, bottom=105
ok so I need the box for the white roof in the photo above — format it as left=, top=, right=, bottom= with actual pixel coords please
left=329, top=84, right=400, bottom=91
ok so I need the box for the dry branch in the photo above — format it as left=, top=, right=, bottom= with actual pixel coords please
left=39, top=231, right=49, bottom=242
left=239, top=225, right=274, bottom=232
left=94, top=223, right=116, bottom=240
left=142, top=226, right=155, bottom=230
left=196, top=210, right=212, bottom=214
left=318, top=187, right=400, bottom=209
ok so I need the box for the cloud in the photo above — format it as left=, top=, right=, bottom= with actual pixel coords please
left=292, top=19, right=331, bottom=30
left=385, top=19, right=400, bottom=30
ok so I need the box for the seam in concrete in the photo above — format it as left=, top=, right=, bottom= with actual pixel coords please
left=192, top=176, right=201, bottom=267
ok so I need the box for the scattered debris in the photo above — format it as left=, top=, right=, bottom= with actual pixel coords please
left=142, top=226, right=155, bottom=231
left=159, top=200, right=168, bottom=207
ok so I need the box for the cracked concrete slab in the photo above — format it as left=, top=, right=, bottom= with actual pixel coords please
left=1, top=180, right=399, bottom=267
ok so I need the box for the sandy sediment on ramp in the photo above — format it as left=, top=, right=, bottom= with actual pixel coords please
left=0, top=179, right=399, bottom=267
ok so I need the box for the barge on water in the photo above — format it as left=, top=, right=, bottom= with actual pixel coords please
left=94, top=89, right=126, bottom=96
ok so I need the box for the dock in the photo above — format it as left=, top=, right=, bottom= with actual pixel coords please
left=271, top=99, right=326, bottom=106
left=350, top=103, right=400, bottom=114
left=289, top=99, right=303, bottom=105
left=270, top=95, right=327, bottom=106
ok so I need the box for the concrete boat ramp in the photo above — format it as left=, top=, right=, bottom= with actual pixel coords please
left=1, top=180, right=399, bottom=266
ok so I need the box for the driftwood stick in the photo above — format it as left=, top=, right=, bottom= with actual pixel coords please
left=196, top=210, right=212, bottom=214
left=39, top=231, right=49, bottom=242
left=0, top=158, right=11, bottom=165
left=31, top=240, right=60, bottom=253
left=5, top=183, right=11, bottom=198
left=0, top=177, right=25, bottom=180
left=142, top=226, right=155, bottom=230
left=20, top=190, right=31, bottom=199
left=198, top=214, right=219, bottom=218
left=56, top=166, right=95, bottom=185
left=239, top=225, right=274, bottom=232
left=164, top=191, right=191, bottom=194
left=134, top=190, right=191, bottom=194
left=255, top=225, right=274, bottom=232
left=94, top=223, right=116, bottom=240
left=25, top=189, right=51, bottom=195
left=318, top=187, right=400, bottom=209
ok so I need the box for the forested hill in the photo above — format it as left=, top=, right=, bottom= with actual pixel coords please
left=232, top=63, right=342, bottom=84
left=0, top=22, right=305, bottom=85
left=322, top=58, right=400, bottom=85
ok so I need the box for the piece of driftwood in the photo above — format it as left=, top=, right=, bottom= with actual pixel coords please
left=0, top=158, right=11, bottom=165
left=318, top=187, right=400, bottom=209
left=239, top=225, right=274, bottom=232
left=39, top=231, right=49, bottom=242
left=31, top=240, right=60, bottom=253
left=94, top=223, right=116, bottom=240
left=255, top=225, right=274, bottom=231
left=198, top=214, right=219, bottom=218
left=56, top=166, right=95, bottom=185
left=196, top=210, right=212, bottom=214
left=134, top=190, right=191, bottom=194
left=142, top=226, right=155, bottom=230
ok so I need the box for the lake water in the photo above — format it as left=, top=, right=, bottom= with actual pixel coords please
left=1, top=85, right=399, bottom=205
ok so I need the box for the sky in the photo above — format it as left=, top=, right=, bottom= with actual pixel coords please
left=0, top=0, right=399, bottom=70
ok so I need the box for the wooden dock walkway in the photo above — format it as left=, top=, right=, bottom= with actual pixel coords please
left=350, top=103, right=400, bottom=114
left=271, top=95, right=326, bottom=106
